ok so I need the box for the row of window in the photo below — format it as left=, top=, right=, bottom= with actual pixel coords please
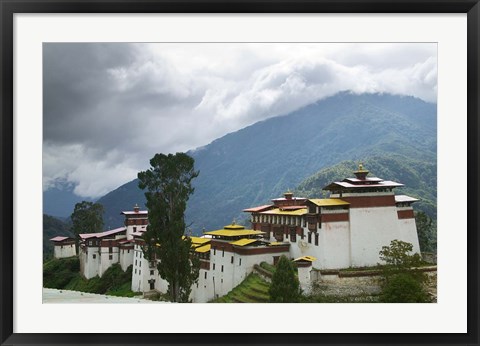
left=134, top=269, right=156, bottom=276
left=91, top=254, right=114, bottom=260
left=212, top=248, right=225, bottom=257
left=126, top=219, right=148, bottom=225
left=252, top=214, right=305, bottom=226
left=211, top=257, right=242, bottom=272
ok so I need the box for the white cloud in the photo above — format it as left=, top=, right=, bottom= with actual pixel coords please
left=43, top=43, right=437, bottom=198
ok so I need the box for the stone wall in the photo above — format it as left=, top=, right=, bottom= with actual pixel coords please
left=309, top=267, right=437, bottom=302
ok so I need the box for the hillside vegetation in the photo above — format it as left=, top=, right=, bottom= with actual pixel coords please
left=43, top=258, right=137, bottom=297
left=211, top=273, right=271, bottom=303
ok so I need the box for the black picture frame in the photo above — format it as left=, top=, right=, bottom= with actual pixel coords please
left=1, top=1, right=479, bottom=345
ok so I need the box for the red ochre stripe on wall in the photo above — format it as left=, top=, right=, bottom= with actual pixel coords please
left=340, top=195, right=396, bottom=208
left=397, top=209, right=415, bottom=219
left=321, top=213, right=349, bottom=223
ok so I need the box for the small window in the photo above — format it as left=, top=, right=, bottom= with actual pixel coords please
left=315, top=233, right=319, bottom=246
left=213, top=264, right=216, bottom=270
left=150, top=270, right=154, bottom=276
left=204, top=272, right=207, bottom=279
left=139, top=270, right=141, bottom=275
left=135, top=260, right=137, bottom=266
left=135, top=269, right=137, bottom=274
left=290, top=228, right=297, bottom=242
left=213, top=247, right=216, bottom=255
left=109, top=254, right=113, bottom=260
left=221, top=265, right=224, bottom=272
left=109, top=247, right=113, bottom=253
left=92, top=254, right=96, bottom=259
left=231, top=256, right=234, bottom=264
left=222, top=249, right=224, bottom=257
left=128, top=249, right=130, bottom=253
left=308, top=232, right=312, bottom=244
left=239, top=258, right=242, bottom=266
left=140, top=261, right=142, bottom=267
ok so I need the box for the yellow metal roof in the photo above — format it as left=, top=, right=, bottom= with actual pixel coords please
left=269, top=242, right=287, bottom=246
left=204, top=229, right=265, bottom=237
left=294, top=256, right=317, bottom=262
left=194, top=244, right=211, bottom=253
left=223, top=224, right=245, bottom=230
left=261, top=208, right=307, bottom=216
left=229, top=238, right=259, bottom=246
left=189, top=237, right=210, bottom=245
left=308, top=199, right=350, bottom=207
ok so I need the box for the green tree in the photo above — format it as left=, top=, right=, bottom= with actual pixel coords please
left=415, top=211, right=436, bottom=253
left=378, top=240, right=430, bottom=302
left=269, top=255, right=301, bottom=303
left=379, top=239, right=423, bottom=271
left=70, top=201, right=104, bottom=240
left=138, top=153, right=200, bottom=303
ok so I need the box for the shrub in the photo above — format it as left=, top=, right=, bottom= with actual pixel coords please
left=380, top=273, right=431, bottom=303
left=268, top=256, right=300, bottom=303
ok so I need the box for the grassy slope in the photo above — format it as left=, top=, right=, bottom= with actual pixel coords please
left=43, top=257, right=138, bottom=297
left=211, top=273, right=271, bottom=303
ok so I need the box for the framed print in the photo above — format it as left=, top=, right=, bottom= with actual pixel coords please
left=1, top=0, right=479, bottom=345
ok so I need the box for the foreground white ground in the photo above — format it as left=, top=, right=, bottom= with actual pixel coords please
left=43, top=288, right=164, bottom=304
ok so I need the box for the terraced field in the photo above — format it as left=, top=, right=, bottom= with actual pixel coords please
left=211, top=273, right=271, bottom=303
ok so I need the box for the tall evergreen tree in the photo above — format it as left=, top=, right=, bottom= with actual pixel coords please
left=70, top=201, right=104, bottom=236
left=269, top=255, right=301, bottom=303
left=138, top=153, right=200, bottom=302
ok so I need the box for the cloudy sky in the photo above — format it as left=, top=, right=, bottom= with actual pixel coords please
left=43, top=43, right=437, bottom=199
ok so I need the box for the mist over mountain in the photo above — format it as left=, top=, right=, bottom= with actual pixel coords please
left=43, top=181, right=94, bottom=219
left=87, top=92, right=436, bottom=232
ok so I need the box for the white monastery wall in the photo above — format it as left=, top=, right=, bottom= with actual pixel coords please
left=397, top=218, right=421, bottom=253
left=190, top=268, right=215, bottom=303
left=81, top=247, right=100, bottom=279
left=98, top=246, right=120, bottom=277
left=53, top=244, right=76, bottom=259
left=349, top=206, right=401, bottom=267
left=119, top=248, right=134, bottom=271
left=318, top=221, right=351, bottom=269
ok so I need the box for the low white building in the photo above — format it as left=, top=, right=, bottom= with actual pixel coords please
left=50, top=236, right=76, bottom=259
left=79, top=227, right=128, bottom=279
left=78, top=205, right=149, bottom=280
